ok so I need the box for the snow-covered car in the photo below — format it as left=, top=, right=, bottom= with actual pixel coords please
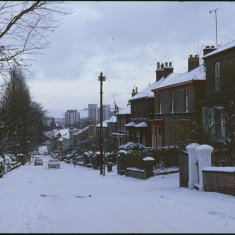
left=4, top=155, right=13, bottom=171
left=48, top=159, right=60, bottom=169
left=34, top=157, right=43, bottom=166
left=33, top=150, right=41, bottom=155
left=0, top=157, right=4, bottom=177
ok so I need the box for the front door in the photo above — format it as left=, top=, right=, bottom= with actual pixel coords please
left=156, top=125, right=163, bottom=147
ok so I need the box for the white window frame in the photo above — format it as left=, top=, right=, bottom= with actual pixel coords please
left=185, top=89, right=189, bottom=112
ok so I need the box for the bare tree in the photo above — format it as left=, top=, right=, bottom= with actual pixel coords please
left=0, top=1, right=72, bottom=78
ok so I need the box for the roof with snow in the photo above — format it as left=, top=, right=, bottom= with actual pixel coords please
left=96, top=116, right=117, bottom=128
left=125, top=122, right=135, bottom=127
left=74, top=126, right=89, bottom=136
left=118, top=105, right=131, bottom=115
left=96, top=121, right=108, bottom=128
left=106, top=116, right=117, bottom=123
left=135, top=122, right=147, bottom=128
left=53, top=129, right=70, bottom=140
left=203, top=40, right=235, bottom=58
left=129, top=73, right=181, bottom=101
left=151, top=65, right=205, bottom=91
left=128, top=81, right=159, bottom=101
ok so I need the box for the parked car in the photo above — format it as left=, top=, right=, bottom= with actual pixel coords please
left=5, top=154, right=18, bottom=169
left=34, top=157, right=43, bottom=166
left=48, top=159, right=60, bottom=169
left=33, top=150, right=41, bottom=155
left=4, top=155, right=13, bottom=171
left=0, top=157, right=4, bottom=177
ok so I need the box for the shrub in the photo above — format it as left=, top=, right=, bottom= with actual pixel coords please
left=125, top=145, right=179, bottom=169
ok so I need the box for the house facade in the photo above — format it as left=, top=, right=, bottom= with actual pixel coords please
left=202, top=42, right=235, bottom=147
left=126, top=62, right=175, bottom=147
left=112, top=105, right=131, bottom=146
left=151, top=55, right=206, bottom=147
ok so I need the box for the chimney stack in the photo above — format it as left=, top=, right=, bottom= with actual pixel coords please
left=131, top=86, right=138, bottom=97
left=188, top=54, right=199, bottom=71
left=203, top=45, right=216, bottom=56
left=163, top=62, right=173, bottom=78
left=155, top=62, right=164, bottom=81
left=156, top=61, right=174, bottom=81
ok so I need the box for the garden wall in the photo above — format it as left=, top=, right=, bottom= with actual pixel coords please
left=203, top=167, right=235, bottom=196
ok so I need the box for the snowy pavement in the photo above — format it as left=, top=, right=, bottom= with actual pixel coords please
left=1, top=155, right=235, bottom=233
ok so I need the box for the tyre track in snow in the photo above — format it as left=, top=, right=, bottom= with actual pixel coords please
left=1, top=156, right=235, bottom=233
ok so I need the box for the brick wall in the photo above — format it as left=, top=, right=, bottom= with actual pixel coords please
left=203, top=169, right=235, bottom=196
left=126, top=167, right=147, bottom=180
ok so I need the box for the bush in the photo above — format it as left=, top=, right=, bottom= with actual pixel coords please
left=119, top=142, right=146, bottom=151
left=125, top=145, right=179, bottom=170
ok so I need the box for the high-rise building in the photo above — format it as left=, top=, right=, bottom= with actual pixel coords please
left=88, top=104, right=98, bottom=124
left=64, top=110, right=80, bottom=127
left=98, top=104, right=111, bottom=121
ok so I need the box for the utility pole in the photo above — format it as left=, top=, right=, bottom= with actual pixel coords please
left=209, top=8, right=220, bottom=48
left=98, top=72, right=106, bottom=176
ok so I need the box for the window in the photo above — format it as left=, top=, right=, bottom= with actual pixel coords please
left=159, top=101, right=162, bottom=114
left=184, top=89, right=189, bottom=112
left=171, top=92, right=175, bottom=113
left=203, top=106, right=225, bottom=142
left=138, top=103, right=141, bottom=116
left=215, top=62, right=220, bottom=91
left=157, top=95, right=162, bottom=114
left=211, top=107, right=225, bottom=142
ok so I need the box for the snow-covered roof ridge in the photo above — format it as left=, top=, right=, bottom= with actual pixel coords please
left=74, top=126, right=89, bottom=135
left=129, top=73, right=181, bottom=101
left=96, top=116, right=117, bottom=128
left=118, top=105, right=131, bottom=115
left=152, top=65, right=205, bottom=91
left=203, top=40, right=235, bottom=58
left=53, top=128, right=70, bottom=140
left=106, top=115, right=117, bottom=123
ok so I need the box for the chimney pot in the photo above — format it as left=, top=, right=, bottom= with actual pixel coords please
left=203, top=45, right=216, bottom=56
left=169, top=62, right=172, bottom=67
left=165, top=62, right=168, bottom=67
left=157, top=62, right=160, bottom=69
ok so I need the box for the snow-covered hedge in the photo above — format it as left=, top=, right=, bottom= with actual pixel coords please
left=118, top=144, right=179, bottom=169
left=118, top=142, right=146, bottom=151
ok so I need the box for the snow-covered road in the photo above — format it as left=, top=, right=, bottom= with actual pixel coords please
left=1, top=155, right=235, bottom=233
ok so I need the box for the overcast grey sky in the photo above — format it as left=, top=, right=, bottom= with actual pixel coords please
left=27, top=1, right=235, bottom=116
